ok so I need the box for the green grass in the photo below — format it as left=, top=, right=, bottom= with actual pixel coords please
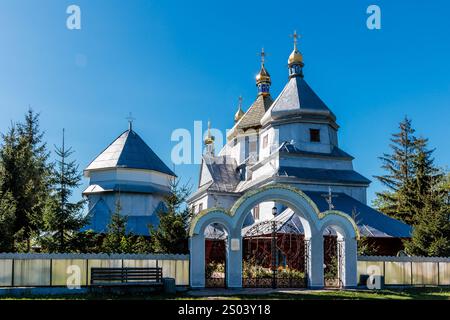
left=1, top=287, right=449, bottom=300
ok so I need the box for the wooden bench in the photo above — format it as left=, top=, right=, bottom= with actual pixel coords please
left=90, top=267, right=163, bottom=286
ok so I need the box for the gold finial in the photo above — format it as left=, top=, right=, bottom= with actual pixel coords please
left=288, top=30, right=304, bottom=65
left=234, top=96, right=245, bottom=123
left=204, top=120, right=214, bottom=145
left=256, top=47, right=271, bottom=86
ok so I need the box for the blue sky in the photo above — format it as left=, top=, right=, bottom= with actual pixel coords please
left=0, top=0, right=449, bottom=206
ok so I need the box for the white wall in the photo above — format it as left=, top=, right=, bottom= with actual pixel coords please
left=278, top=123, right=337, bottom=154
left=89, top=168, right=171, bottom=188
left=279, top=155, right=354, bottom=170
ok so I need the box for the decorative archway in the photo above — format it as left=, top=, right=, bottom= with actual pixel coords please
left=189, top=184, right=359, bottom=289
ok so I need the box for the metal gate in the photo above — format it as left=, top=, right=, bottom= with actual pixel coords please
left=242, top=220, right=306, bottom=288
left=205, top=224, right=227, bottom=288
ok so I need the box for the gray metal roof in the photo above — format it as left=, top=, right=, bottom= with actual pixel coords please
left=304, top=191, right=412, bottom=238
left=83, top=198, right=165, bottom=236
left=83, top=182, right=171, bottom=195
left=85, top=129, right=176, bottom=176
left=239, top=192, right=411, bottom=238
left=280, top=144, right=354, bottom=160
left=278, top=166, right=371, bottom=185
left=262, top=77, right=336, bottom=125
left=201, top=155, right=241, bottom=192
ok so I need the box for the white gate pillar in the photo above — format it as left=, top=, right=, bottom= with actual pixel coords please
left=189, top=236, right=205, bottom=288
left=341, top=236, right=358, bottom=288
left=307, top=233, right=324, bottom=289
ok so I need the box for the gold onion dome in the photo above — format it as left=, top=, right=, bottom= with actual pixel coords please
left=204, top=120, right=214, bottom=145
left=288, top=30, right=304, bottom=66
left=256, top=65, right=271, bottom=84
left=234, top=96, right=245, bottom=122
left=288, top=48, right=303, bottom=65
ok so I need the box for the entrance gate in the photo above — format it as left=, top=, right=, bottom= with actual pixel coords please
left=189, top=184, right=359, bottom=289
left=242, top=220, right=306, bottom=288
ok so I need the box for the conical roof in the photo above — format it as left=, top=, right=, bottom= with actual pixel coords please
left=237, top=94, right=273, bottom=130
left=261, top=76, right=336, bottom=126
left=85, top=129, right=176, bottom=176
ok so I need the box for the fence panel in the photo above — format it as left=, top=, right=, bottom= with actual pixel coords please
left=13, top=259, right=51, bottom=286
left=358, top=256, right=450, bottom=287
left=0, top=259, right=12, bottom=286
left=412, top=262, right=438, bottom=285
left=52, top=259, right=87, bottom=286
left=0, top=254, right=189, bottom=288
left=439, top=262, right=450, bottom=285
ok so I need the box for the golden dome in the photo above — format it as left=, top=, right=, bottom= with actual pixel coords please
left=204, top=120, right=215, bottom=145
left=288, top=48, right=303, bottom=65
left=234, top=96, right=245, bottom=122
left=256, top=65, right=271, bottom=84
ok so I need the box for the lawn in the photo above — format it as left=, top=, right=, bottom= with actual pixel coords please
left=0, top=287, right=449, bottom=300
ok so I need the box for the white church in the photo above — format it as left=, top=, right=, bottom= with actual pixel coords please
left=81, top=32, right=410, bottom=251
left=187, top=32, right=410, bottom=249
left=82, top=122, right=176, bottom=235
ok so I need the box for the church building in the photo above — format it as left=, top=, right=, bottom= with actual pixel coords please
left=188, top=32, right=411, bottom=254
left=83, top=122, right=176, bottom=235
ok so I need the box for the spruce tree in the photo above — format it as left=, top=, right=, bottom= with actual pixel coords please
left=101, top=200, right=130, bottom=253
left=0, top=109, right=51, bottom=251
left=374, top=116, right=418, bottom=224
left=0, top=190, right=16, bottom=252
left=40, top=129, right=86, bottom=252
left=150, top=179, right=191, bottom=254
left=404, top=159, right=450, bottom=256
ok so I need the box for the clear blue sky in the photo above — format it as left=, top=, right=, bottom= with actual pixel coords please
left=0, top=0, right=449, bottom=206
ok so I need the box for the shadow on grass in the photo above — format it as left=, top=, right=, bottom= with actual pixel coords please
left=0, top=287, right=449, bottom=300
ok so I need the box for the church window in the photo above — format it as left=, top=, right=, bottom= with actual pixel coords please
left=310, top=129, right=321, bottom=142
left=263, top=134, right=268, bottom=148
left=198, top=203, right=203, bottom=212
left=233, top=138, right=237, bottom=146
left=253, top=204, right=260, bottom=220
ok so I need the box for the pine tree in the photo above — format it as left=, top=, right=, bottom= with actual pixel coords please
left=101, top=200, right=129, bottom=253
left=404, top=158, right=450, bottom=257
left=374, top=116, right=418, bottom=224
left=40, top=129, right=86, bottom=252
left=150, top=179, right=191, bottom=254
left=0, top=190, right=16, bottom=252
left=0, top=109, right=51, bottom=251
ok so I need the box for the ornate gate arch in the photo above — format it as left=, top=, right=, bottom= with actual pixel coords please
left=189, top=184, right=359, bottom=288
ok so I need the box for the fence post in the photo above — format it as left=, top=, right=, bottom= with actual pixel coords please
left=49, top=259, right=53, bottom=286
left=11, top=258, right=15, bottom=287
left=437, top=262, right=440, bottom=286
left=86, top=259, right=89, bottom=287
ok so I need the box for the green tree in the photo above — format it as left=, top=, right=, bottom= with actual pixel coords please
left=101, top=200, right=130, bottom=253
left=40, top=129, right=86, bottom=252
left=68, top=230, right=103, bottom=253
left=404, top=167, right=450, bottom=256
left=374, top=116, right=418, bottom=224
left=0, top=190, right=16, bottom=252
left=0, top=109, right=51, bottom=251
left=150, top=179, right=191, bottom=254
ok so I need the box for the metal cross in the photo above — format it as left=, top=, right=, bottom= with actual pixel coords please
left=126, top=112, right=135, bottom=130
left=321, top=186, right=338, bottom=210
left=290, top=30, right=301, bottom=49
left=238, top=95, right=243, bottom=108
left=259, top=47, right=267, bottom=65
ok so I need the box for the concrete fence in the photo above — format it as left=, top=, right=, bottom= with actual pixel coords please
left=357, top=255, right=450, bottom=286
left=0, top=253, right=189, bottom=287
